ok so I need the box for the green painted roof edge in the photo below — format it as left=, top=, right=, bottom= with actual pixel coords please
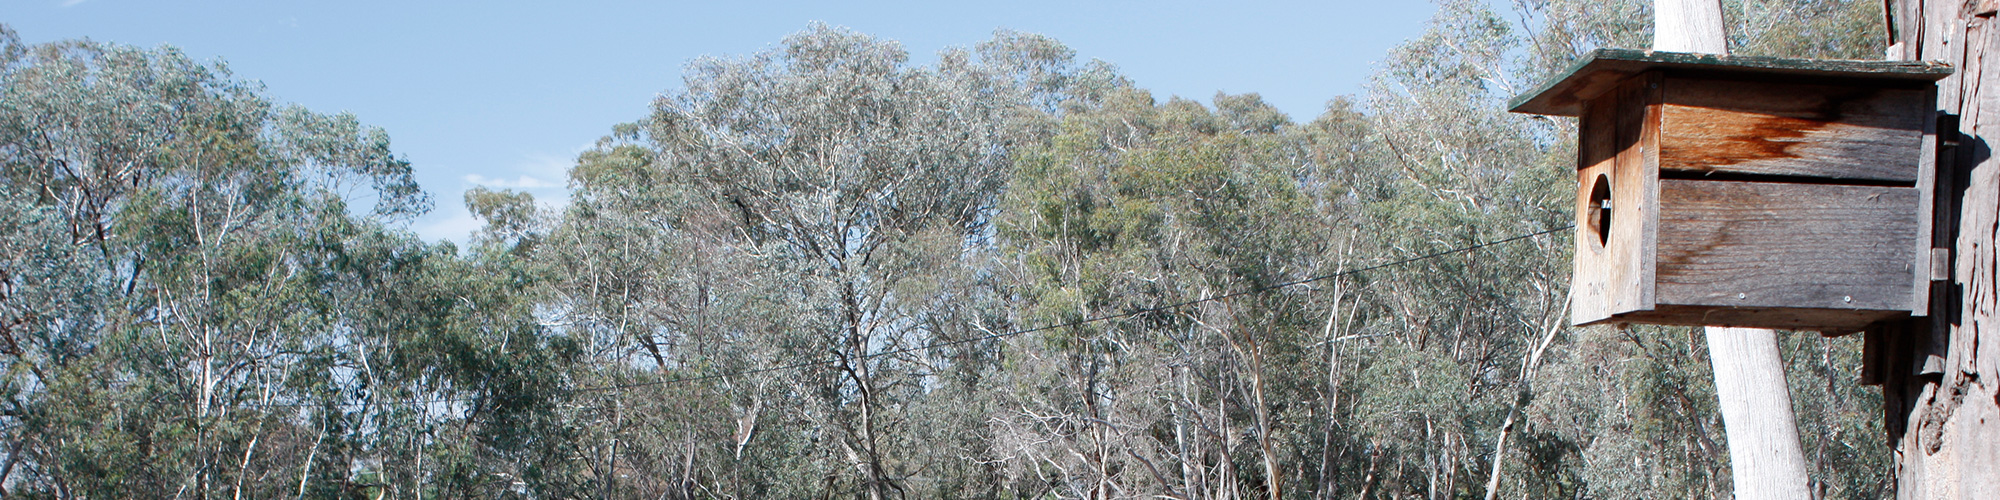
left=1507, top=48, right=1954, bottom=116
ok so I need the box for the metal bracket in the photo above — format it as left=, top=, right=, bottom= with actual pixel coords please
left=1931, top=248, right=1952, bottom=281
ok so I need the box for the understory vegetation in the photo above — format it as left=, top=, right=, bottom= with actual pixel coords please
left=0, top=0, right=1895, bottom=498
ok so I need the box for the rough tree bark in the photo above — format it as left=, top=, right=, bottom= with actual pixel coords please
left=1881, top=1, right=2000, bottom=498
left=1655, top=1, right=1813, bottom=498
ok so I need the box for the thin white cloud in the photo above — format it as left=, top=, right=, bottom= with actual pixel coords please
left=519, top=152, right=576, bottom=185
left=438, top=146, right=589, bottom=244
left=459, top=148, right=582, bottom=192
left=59, top=0, right=89, bottom=6
left=414, top=205, right=484, bottom=245
left=463, top=174, right=557, bottom=189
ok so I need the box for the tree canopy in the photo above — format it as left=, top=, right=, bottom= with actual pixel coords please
left=0, top=1, right=1900, bottom=498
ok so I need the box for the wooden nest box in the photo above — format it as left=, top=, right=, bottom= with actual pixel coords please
left=1510, top=49, right=1953, bottom=331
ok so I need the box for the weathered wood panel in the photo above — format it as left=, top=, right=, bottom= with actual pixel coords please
left=1654, top=5, right=1814, bottom=499
left=1570, top=75, right=1658, bottom=326
left=1570, top=96, right=1621, bottom=324
left=1912, top=85, right=1940, bottom=317
left=1658, top=78, right=1927, bottom=182
left=1652, top=179, right=1919, bottom=313
left=1509, top=48, right=1951, bottom=117
left=1611, top=305, right=1906, bottom=331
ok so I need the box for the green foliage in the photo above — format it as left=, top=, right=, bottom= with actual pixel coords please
left=0, top=2, right=1903, bottom=497
left=993, top=86, right=1336, bottom=498
left=0, top=25, right=571, bottom=499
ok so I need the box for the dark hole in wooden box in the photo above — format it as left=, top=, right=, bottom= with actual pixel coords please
left=1588, top=173, right=1612, bottom=246
left=1510, top=49, right=1951, bottom=331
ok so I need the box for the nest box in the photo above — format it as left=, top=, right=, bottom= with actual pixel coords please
left=1510, top=49, right=1953, bottom=331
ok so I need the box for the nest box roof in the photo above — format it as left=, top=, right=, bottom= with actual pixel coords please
left=1508, top=48, right=1953, bottom=117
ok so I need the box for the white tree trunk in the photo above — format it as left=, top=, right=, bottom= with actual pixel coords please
left=1654, top=1, right=1811, bottom=498
left=1652, top=0, right=1728, bottom=54
left=1705, top=327, right=1811, bottom=499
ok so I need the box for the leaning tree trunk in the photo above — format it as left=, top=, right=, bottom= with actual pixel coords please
left=1654, top=1, right=1813, bottom=499
left=1880, top=0, right=2000, bottom=497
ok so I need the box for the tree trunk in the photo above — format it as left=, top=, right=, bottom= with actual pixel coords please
left=1652, top=0, right=1727, bottom=54
left=1483, top=300, right=1568, bottom=500
left=1705, top=327, right=1812, bottom=499
left=1246, top=348, right=1282, bottom=500
left=1217, top=309, right=1284, bottom=500
left=1882, top=1, right=2000, bottom=497
left=1654, top=1, right=1813, bottom=498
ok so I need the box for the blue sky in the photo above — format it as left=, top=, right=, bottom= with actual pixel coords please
left=6, top=0, right=1438, bottom=243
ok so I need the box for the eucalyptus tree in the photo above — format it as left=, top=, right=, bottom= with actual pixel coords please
left=988, top=85, right=1365, bottom=498
left=537, top=125, right=787, bottom=497
left=536, top=24, right=1112, bottom=497
left=1355, top=3, right=1576, bottom=496
left=0, top=2, right=1906, bottom=496
left=0, top=26, right=566, bottom=498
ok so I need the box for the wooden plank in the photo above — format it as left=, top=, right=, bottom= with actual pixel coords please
left=1611, top=305, right=1906, bottom=331
left=1913, top=85, right=1940, bottom=316
left=1652, top=179, right=1919, bottom=312
left=1510, top=48, right=1952, bottom=116
left=1640, top=8, right=1821, bottom=500
left=1570, top=76, right=1658, bottom=326
left=1657, top=78, right=1928, bottom=183
left=1862, top=323, right=1887, bottom=384
left=1635, top=71, right=1662, bottom=313
left=1570, top=92, right=1621, bottom=324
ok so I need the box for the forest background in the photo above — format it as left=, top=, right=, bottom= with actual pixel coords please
left=0, top=0, right=1900, bottom=498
